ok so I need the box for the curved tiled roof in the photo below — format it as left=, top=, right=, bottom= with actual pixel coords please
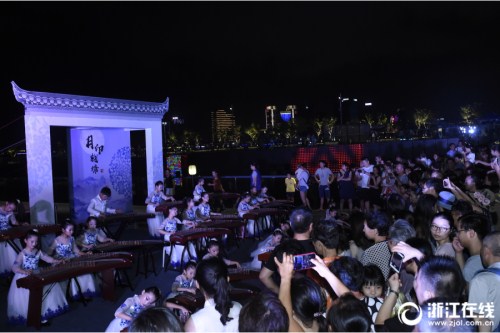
left=11, top=81, right=168, bottom=116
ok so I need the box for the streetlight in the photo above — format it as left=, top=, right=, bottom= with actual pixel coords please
left=188, top=164, right=197, bottom=188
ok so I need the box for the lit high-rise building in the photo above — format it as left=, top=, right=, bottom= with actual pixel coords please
left=265, top=105, right=277, bottom=130
left=211, top=109, right=236, bottom=143
left=280, top=105, right=297, bottom=122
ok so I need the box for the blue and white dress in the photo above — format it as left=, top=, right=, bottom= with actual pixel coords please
left=238, top=201, right=257, bottom=236
left=161, top=218, right=196, bottom=269
left=7, top=250, right=69, bottom=325
left=145, top=191, right=165, bottom=238
left=105, top=294, right=147, bottom=332
left=0, top=211, right=19, bottom=278
left=53, top=237, right=99, bottom=299
left=196, top=203, right=211, bottom=221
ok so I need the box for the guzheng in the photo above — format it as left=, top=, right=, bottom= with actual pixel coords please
left=228, top=267, right=260, bottom=281
left=97, top=212, right=156, bottom=239
left=0, top=223, right=61, bottom=253
left=17, top=253, right=133, bottom=329
left=0, top=223, right=61, bottom=241
left=166, top=290, right=205, bottom=314
left=242, top=208, right=285, bottom=220
left=97, top=212, right=156, bottom=224
left=169, top=228, right=230, bottom=244
left=155, top=201, right=186, bottom=213
left=208, top=214, right=241, bottom=220
left=93, top=240, right=166, bottom=252
left=208, top=192, right=240, bottom=201
left=259, top=200, right=295, bottom=209
left=257, top=251, right=272, bottom=264
left=199, top=220, right=246, bottom=230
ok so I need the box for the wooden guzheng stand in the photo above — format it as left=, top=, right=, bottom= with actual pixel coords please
left=16, top=252, right=133, bottom=330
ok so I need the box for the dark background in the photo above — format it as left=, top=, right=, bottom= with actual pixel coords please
left=2, top=2, right=500, bottom=146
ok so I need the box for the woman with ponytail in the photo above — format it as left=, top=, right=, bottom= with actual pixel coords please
left=184, top=257, right=241, bottom=332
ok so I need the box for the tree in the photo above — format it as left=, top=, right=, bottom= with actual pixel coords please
left=324, top=117, right=337, bottom=141
left=414, top=108, right=432, bottom=130
left=460, top=105, right=477, bottom=125
left=244, top=123, right=260, bottom=145
left=364, top=113, right=376, bottom=128
left=313, top=118, right=323, bottom=138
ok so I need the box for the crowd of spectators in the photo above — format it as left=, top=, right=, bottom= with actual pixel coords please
left=128, top=140, right=500, bottom=332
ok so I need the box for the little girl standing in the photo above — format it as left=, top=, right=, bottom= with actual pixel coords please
left=8, top=230, right=69, bottom=325
left=49, top=220, right=99, bottom=300
left=105, top=286, right=161, bottom=332
left=361, top=264, right=386, bottom=325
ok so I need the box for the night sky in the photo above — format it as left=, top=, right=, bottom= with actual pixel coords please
left=2, top=2, right=500, bottom=145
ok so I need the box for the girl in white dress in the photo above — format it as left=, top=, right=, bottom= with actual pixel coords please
left=77, top=216, right=114, bottom=252
left=237, top=192, right=259, bottom=237
left=8, top=230, right=69, bottom=325
left=159, top=207, right=197, bottom=270
left=49, top=221, right=99, bottom=300
left=145, top=180, right=175, bottom=238
left=105, top=286, right=161, bottom=332
left=0, top=199, right=21, bottom=278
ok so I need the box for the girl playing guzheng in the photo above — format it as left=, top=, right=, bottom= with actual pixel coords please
left=49, top=220, right=99, bottom=300
left=105, top=286, right=161, bottom=332
left=7, top=230, right=69, bottom=326
left=77, top=216, right=114, bottom=252
left=0, top=199, right=22, bottom=278
left=159, top=207, right=197, bottom=270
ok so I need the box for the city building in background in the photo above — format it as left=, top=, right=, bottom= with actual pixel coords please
left=280, top=104, right=297, bottom=122
left=211, top=109, right=236, bottom=143
left=265, top=105, right=277, bottom=130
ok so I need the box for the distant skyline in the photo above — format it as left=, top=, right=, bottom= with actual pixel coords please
left=2, top=2, right=500, bottom=146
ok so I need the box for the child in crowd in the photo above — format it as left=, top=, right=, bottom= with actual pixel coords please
left=49, top=220, right=99, bottom=300
left=77, top=216, right=114, bottom=252
left=203, top=239, right=241, bottom=268
left=284, top=173, right=297, bottom=202
left=0, top=199, right=22, bottom=277
left=105, top=286, right=161, bottom=332
left=8, top=230, right=69, bottom=326
left=361, top=264, right=386, bottom=325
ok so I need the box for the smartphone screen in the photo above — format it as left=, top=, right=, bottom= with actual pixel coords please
left=293, top=252, right=316, bottom=271
left=389, top=252, right=404, bottom=273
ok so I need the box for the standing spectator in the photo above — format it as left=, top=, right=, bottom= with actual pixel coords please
left=468, top=231, right=500, bottom=331
left=447, top=143, right=457, bottom=158
left=295, top=163, right=311, bottom=209
left=338, top=162, right=355, bottom=212
left=360, top=211, right=392, bottom=280
left=356, top=158, right=373, bottom=213
left=430, top=212, right=456, bottom=257
left=208, top=170, right=225, bottom=212
left=250, top=162, right=262, bottom=192
left=284, top=172, right=297, bottom=202
left=184, top=257, right=242, bottom=332
left=453, top=213, right=491, bottom=283
left=314, top=160, right=334, bottom=210
left=164, top=169, right=175, bottom=196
